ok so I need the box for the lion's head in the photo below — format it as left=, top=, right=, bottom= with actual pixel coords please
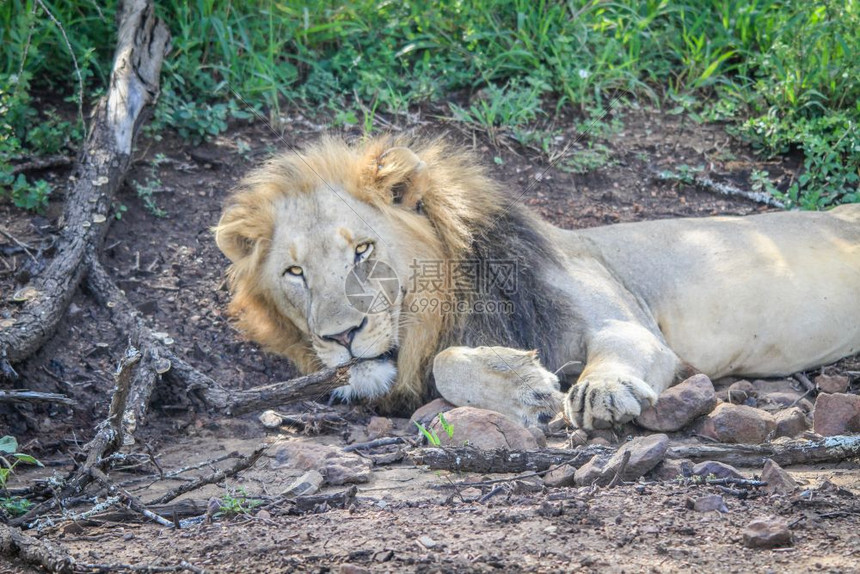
left=215, top=136, right=517, bottom=409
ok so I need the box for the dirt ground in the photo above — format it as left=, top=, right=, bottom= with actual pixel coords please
left=1, top=105, right=859, bottom=573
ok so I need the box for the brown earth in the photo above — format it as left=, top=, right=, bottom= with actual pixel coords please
left=1, top=105, right=859, bottom=573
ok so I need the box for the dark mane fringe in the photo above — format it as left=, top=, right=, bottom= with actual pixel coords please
left=441, top=202, right=577, bottom=376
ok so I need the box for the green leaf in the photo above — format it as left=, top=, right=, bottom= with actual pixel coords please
left=13, top=453, right=43, bottom=467
left=0, top=436, right=18, bottom=454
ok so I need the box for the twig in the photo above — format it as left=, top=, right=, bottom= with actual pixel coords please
left=793, top=373, right=816, bottom=393
left=149, top=446, right=267, bottom=505
left=343, top=437, right=406, bottom=452
left=91, top=467, right=175, bottom=528
left=655, top=170, right=785, bottom=208
left=0, top=523, right=75, bottom=573
left=0, top=228, right=38, bottom=264
left=0, top=389, right=75, bottom=405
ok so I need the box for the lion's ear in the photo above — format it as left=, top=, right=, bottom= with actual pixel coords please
left=373, top=146, right=428, bottom=210
left=214, top=202, right=272, bottom=263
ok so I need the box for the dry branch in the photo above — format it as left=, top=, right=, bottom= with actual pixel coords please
left=0, top=524, right=75, bottom=573
left=0, top=0, right=170, bottom=372
left=666, top=435, right=860, bottom=467
left=0, top=389, right=74, bottom=405
left=410, top=445, right=613, bottom=474
left=192, top=363, right=354, bottom=415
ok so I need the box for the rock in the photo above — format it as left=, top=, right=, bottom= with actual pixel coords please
left=691, top=461, right=744, bottom=480
left=588, top=437, right=611, bottom=447
left=636, top=374, right=717, bottom=431
left=812, top=393, right=860, bottom=436
left=340, top=564, right=370, bottom=574
left=648, top=458, right=693, bottom=481
left=742, top=518, right=792, bottom=549
left=815, top=373, right=849, bottom=394
left=574, top=435, right=669, bottom=486
left=527, top=426, right=547, bottom=448
left=774, top=407, right=810, bottom=438
left=757, top=391, right=809, bottom=412
left=547, top=413, right=569, bottom=434
left=725, top=380, right=756, bottom=404
left=417, top=535, right=437, bottom=549
left=544, top=464, right=577, bottom=487
left=687, top=494, right=728, bottom=513
left=429, top=407, right=538, bottom=450
left=605, top=434, right=669, bottom=481
left=573, top=455, right=607, bottom=486
left=271, top=442, right=372, bottom=485
left=567, top=428, right=588, bottom=447
left=259, top=410, right=283, bottom=429
left=281, top=470, right=324, bottom=497
left=366, top=416, right=394, bottom=440
left=699, top=403, right=776, bottom=444
left=751, top=379, right=801, bottom=395
left=761, top=459, right=798, bottom=495
left=410, top=398, right=455, bottom=427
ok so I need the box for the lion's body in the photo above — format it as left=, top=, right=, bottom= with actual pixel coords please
left=215, top=137, right=860, bottom=429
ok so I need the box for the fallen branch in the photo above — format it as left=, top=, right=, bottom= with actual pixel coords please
left=344, top=437, right=407, bottom=452
left=149, top=445, right=267, bottom=505
left=10, top=155, right=73, bottom=175
left=0, top=0, right=170, bottom=372
left=655, top=170, right=785, bottom=208
left=193, top=364, right=353, bottom=415
left=0, top=389, right=75, bottom=405
left=666, top=435, right=860, bottom=467
left=10, top=347, right=141, bottom=527
left=0, top=523, right=75, bottom=573
left=409, top=445, right=613, bottom=474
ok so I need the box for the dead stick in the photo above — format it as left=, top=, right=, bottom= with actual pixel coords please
left=0, top=0, right=170, bottom=368
left=91, top=467, right=174, bottom=528
left=0, top=389, right=75, bottom=405
left=149, top=445, right=267, bottom=505
left=0, top=523, right=75, bottom=573
left=666, top=435, right=860, bottom=467
left=410, top=445, right=613, bottom=474
left=344, top=437, right=406, bottom=452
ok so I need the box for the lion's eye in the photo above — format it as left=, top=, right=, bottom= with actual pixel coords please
left=354, top=242, right=373, bottom=262
left=283, top=265, right=304, bottom=277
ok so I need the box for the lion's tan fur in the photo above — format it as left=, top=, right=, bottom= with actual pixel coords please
left=215, top=137, right=512, bottom=409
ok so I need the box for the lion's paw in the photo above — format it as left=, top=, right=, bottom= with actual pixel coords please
left=516, top=387, right=564, bottom=429
left=564, top=373, right=658, bottom=430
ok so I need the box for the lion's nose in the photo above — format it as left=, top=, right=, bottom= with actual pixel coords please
left=322, top=317, right=367, bottom=350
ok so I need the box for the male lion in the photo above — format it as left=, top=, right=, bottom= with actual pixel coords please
left=215, top=137, right=860, bottom=430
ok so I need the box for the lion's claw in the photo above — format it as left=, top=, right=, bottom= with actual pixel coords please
left=564, top=374, right=658, bottom=430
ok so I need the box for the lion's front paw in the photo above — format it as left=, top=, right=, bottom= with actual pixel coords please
left=564, top=373, right=658, bottom=430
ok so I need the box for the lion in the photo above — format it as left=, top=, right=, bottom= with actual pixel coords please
left=215, top=136, right=860, bottom=430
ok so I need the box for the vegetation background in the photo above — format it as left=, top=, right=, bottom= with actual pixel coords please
left=1, top=0, right=858, bottom=212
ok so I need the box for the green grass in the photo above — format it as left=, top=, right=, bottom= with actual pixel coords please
left=1, top=0, right=858, bottom=209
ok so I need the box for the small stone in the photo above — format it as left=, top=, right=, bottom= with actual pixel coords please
left=761, top=459, right=798, bottom=495
left=574, top=455, right=608, bottom=486
left=588, top=437, right=611, bottom=447
left=815, top=374, right=849, bottom=395
left=340, top=564, right=369, bottom=574
left=547, top=413, right=569, bottom=434
left=429, top=407, right=538, bottom=450
left=725, top=380, right=756, bottom=404
left=410, top=398, right=455, bottom=427
left=544, top=464, right=577, bottom=487
left=752, top=379, right=801, bottom=395
left=281, top=470, right=324, bottom=497
left=567, top=428, right=588, bottom=447
left=460, top=487, right=482, bottom=501
left=692, top=461, right=744, bottom=480
left=648, top=458, right=693, bottom=481
left=527, top=426, right=547, bottom=448
left=757, top=391, right=808, bottom=412
left=258, top=410, right=283, bottom=429
left=417, top=535, right=437, bottom=549
left=255, top=509, right=271, bottom=520
left=688, top=494, right=728, bottom=513
left=604, top=434, right=669, bottom=481
left=636, top=374, right=717, bottom=431
left=742, top=518, right=792, bottom=549
left=774, top=407, right=810, bottom=438
left=699, top=403, right=776, bottom=444
left=543, top=525, right=558, bottom=535
left=270, top=442, right=372, bottom=485
left=366, top=416, right=394, bottom=440
left=812, top=393, right=860, bottom=436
